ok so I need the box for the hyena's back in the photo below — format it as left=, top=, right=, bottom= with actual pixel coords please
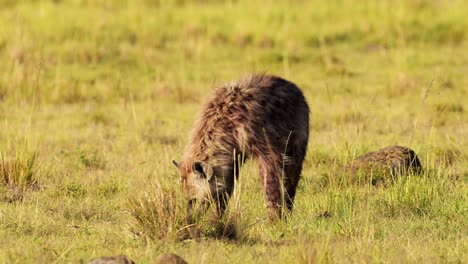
left=182, top=74, right=309, bottom=219
left=187, top=74, right=309, bottom=160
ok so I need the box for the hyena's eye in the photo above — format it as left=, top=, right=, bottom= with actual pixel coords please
left=192, top=161, right=213, bottom=179
left=193, top=162, right=206, bottom=178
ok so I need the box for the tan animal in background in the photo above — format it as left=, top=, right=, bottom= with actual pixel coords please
left=154, top=253, right=188, bottom=264
left=87, top=255, right=134, bottom=264
left=173, top=74, right=310, bottom=221
left=346, top=145, right=422, bottom=185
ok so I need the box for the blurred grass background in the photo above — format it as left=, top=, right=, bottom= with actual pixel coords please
left=0, top=0, right=466, bottom=263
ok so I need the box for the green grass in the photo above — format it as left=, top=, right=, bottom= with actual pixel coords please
left=0, top=0, right=467, bottom=263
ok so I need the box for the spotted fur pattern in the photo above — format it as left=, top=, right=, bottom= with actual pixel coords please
left=87, top=255, right=135, bottom=264
left=174, top=74, right=310, bottom=220
left=154, top=253, right=188, bottom=264
left=347, top=145, right=422, bottom=184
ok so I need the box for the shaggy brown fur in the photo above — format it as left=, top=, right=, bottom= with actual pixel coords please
left=346, top=145, right=422, bottom=185
left=173, top=74, right=310, bottom=220
left=154, top=253, right=188, bottom=264
left=87, top=255, right=134, bottom=264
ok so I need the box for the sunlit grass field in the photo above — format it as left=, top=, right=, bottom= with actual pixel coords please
left=0, top=0, right=467, bottom=263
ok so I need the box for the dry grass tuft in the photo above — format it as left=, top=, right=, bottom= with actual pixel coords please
left=128, top=185, right=189, bottom=241
left=128, top=183, right=242, bottom=242
left=0, top=148, right=39, bottom=202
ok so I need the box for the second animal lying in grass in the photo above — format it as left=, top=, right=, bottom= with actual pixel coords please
left=345, top=145, right=423, bottom=185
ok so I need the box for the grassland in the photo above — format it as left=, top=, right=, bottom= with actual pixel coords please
left=0, top=0, right=467, bottom=263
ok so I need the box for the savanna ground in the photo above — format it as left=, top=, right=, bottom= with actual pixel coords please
left=0, top=0, right=467, bottom=263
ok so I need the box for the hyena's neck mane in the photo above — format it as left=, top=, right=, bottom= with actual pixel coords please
left=182, top=75, right=267, bottom=168
left=182, top=108, right=240, bottom=169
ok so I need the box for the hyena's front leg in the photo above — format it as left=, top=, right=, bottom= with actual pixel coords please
left=209, top=167, right=236, bottom=219
left=258, top=159, right=284, bottom=221
left=212, top=190, right=230, bottom=219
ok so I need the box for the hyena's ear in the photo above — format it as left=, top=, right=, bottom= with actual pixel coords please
left=172, top=160, right=179, bottom=168
left=193, top=161, right=213, bottom=179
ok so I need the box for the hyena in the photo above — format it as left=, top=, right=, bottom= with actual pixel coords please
left=346, top=145, right=422, bottom=185
left=87, top=255, right=135, bottom=264
left=154, top=253, right=188, bottom=264
left=173, top=74, right=310, bottom=221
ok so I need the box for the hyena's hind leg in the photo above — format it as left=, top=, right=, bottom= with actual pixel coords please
left=283, top=166, right=301, bottom=211
left=258, top=156, right=284, bottom=221
left=283, top=133, right=308, bottom=211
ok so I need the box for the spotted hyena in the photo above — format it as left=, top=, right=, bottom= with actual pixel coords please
left=87, top=255, right=135, bottom=264
left=173, top=74, right=310, bottom=220
left=346, top=145, right=422, bottom=185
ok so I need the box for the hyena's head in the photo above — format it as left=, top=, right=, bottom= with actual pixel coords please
left=172, top=160, right=233, bottom=210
